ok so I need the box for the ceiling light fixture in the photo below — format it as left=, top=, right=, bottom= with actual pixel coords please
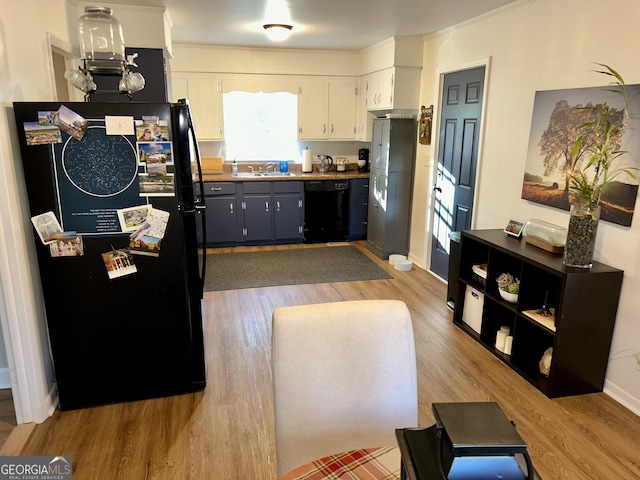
left=263, top=23, right=293, bottom=41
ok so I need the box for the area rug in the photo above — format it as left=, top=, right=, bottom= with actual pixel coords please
left=203, top=246, right=393, bottom=291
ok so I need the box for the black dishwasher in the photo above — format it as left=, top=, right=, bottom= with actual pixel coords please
left=303, top=180, right=350, bottom=243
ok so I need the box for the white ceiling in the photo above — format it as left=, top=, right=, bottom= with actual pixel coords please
left=102, top=0, right=522, bottom=51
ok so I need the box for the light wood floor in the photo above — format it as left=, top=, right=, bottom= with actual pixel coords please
left=2, top=242, right=639, bottom=479
left=0, top=389, right=17, bottom=447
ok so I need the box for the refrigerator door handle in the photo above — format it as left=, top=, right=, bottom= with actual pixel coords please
left=180, top=98, right=207, bottom=296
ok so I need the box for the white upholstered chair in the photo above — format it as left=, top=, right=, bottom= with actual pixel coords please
left=271, top=299, right=418, bottom=477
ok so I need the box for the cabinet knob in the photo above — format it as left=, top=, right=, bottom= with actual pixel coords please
left=276, top=201, right=281, bottom=211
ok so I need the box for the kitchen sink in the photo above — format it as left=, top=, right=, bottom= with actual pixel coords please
left=231, top=172, right=296, bottom=177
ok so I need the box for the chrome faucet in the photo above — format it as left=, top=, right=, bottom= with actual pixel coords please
left=263, top=162, right=275, bottom=172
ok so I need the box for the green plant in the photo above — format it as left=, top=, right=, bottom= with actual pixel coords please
left=496, top=273, right=519, bottom=295
left=569, top=64, right=638, bottom=208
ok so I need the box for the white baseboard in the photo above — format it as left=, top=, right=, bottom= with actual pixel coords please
left=407, top=253, right=426, bottom=270
left=0, top=368, right=11, bottom=389
left=46, top=383, right=59, bottom=420
left=604, top=380, right=640, bottom=417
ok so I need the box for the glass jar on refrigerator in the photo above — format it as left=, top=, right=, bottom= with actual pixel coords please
left=78, top=6, right=126, bottom=73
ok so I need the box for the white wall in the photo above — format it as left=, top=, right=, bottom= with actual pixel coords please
left=413, top=0, right=640, bottom=414
left=0, top=323, right=9, bottom=388
left=0, top=0, right=81, bottom=422
left=171, top=44, right=362, bottom=77
left=77, top=2, right=172, bottom=54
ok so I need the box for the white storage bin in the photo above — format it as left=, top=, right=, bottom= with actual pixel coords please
left=462, top=285, right=484, bottom=334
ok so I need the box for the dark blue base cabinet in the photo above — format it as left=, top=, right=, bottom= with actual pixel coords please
left=201, top=182, right=240, bottom=245
left=198, top=178, right=370, bottom=247
left=348, top=178, right=369, bottom=240
left=197, top=181, right=304, bottom=247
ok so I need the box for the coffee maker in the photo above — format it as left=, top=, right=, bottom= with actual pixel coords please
left=358, top=148, right=370, bottom=172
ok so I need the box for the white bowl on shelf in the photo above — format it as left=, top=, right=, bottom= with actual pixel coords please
left=498, top=288, right=518, bottom=304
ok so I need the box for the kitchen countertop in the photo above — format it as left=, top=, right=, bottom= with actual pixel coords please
left=200, top=166, right=370, bottom=182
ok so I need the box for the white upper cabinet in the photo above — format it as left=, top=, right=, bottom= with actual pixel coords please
left=171, top=75, right=224, bottom=141
left=364, top=67, right=421, bottom=111
left=172, top=72, right=361, bottom=142
left=355, top=78, right=373, bottom=141
left=298, top=78, right=357, bottom=140
left=327, top=79, right=357, bottom=140
left=366, top=69, right=394, bottom=110
left=297, top=80, right=329, bottom=140
left=169, top=37, right=422, bottom=143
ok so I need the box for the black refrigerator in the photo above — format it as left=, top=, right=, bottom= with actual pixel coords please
left=13, top=101, right=207, bottom=410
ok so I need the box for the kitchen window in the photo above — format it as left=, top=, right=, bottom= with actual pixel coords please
left=222, top=90, right=298, bottom=162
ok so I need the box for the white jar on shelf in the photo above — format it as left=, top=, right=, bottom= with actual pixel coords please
left=523, top=219, right=567, bottom=254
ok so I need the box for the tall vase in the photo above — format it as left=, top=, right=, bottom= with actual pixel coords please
left=563, top=203, right=601, bottom=268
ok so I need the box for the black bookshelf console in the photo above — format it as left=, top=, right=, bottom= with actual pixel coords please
left=453, top=229, right=623, bottom=398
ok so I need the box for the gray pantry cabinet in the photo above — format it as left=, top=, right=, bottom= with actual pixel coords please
left=367, top=118, right=417, bottom=259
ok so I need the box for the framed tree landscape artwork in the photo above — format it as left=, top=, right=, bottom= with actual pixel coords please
left=521, top=83, right=640, bottom=226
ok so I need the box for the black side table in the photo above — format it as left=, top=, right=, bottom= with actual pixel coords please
left=396, top=402, right=541, bottom=479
